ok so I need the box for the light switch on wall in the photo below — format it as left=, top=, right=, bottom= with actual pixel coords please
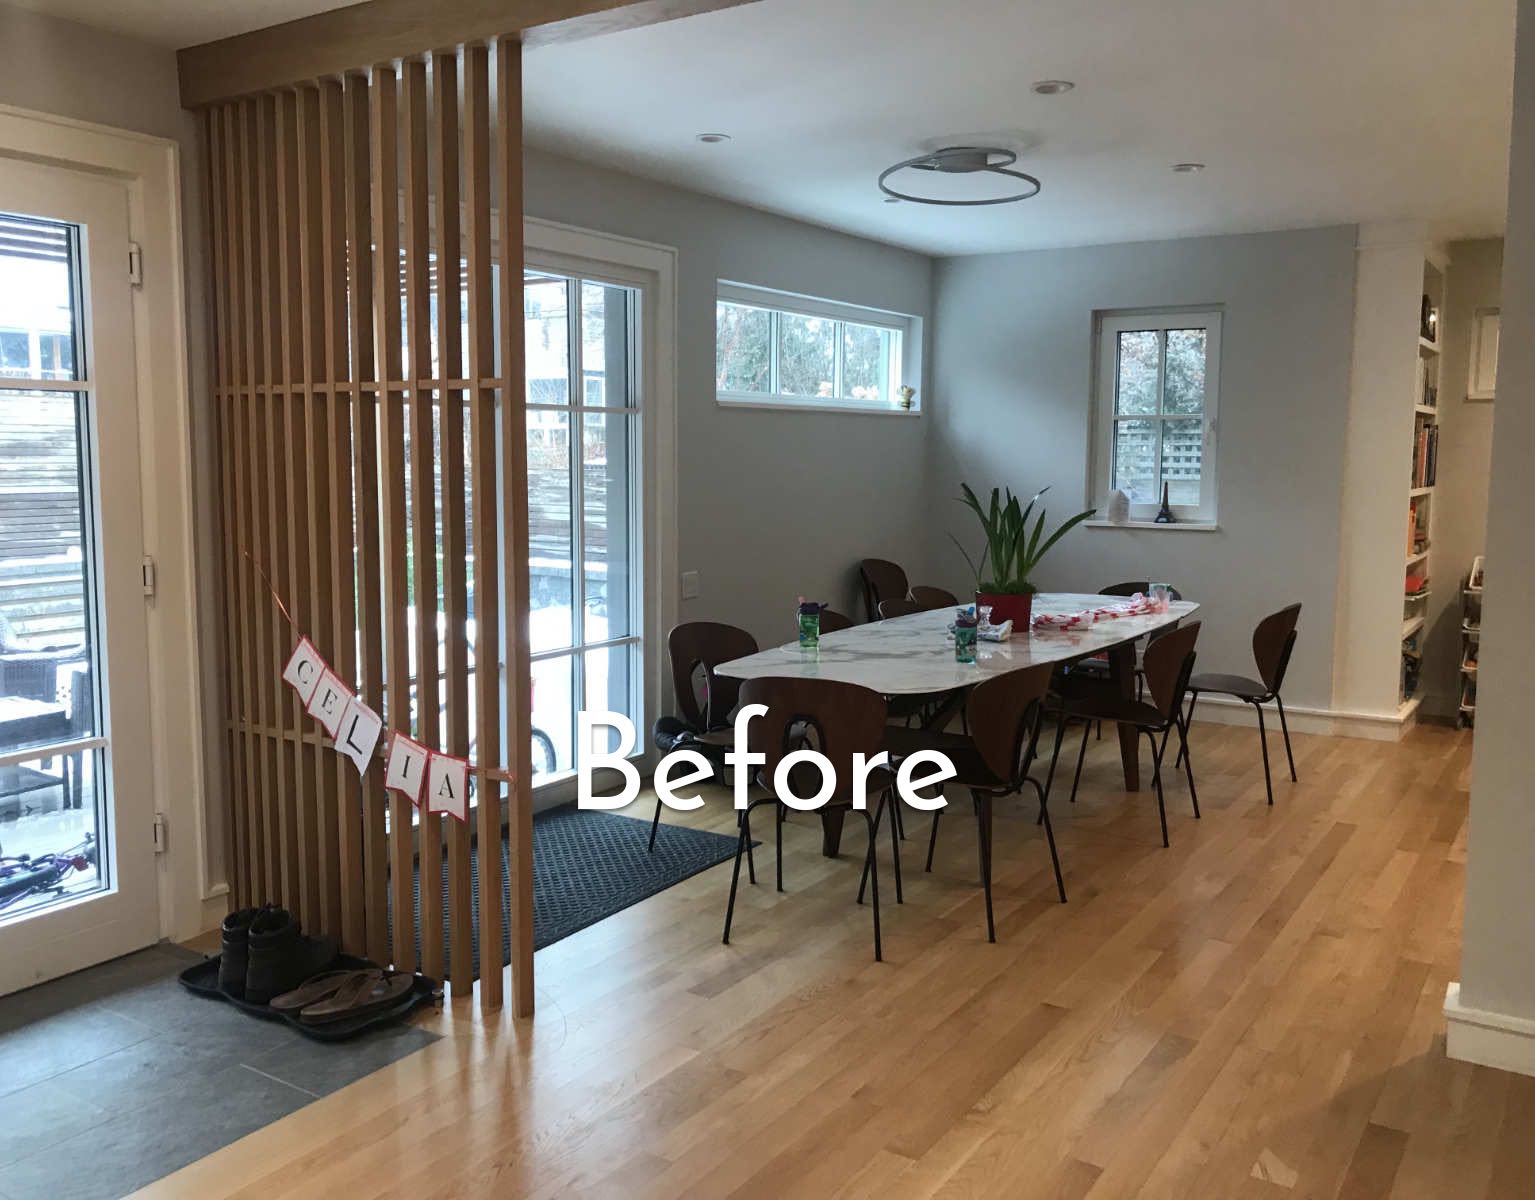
left=681, top=570, right=700, bottom=600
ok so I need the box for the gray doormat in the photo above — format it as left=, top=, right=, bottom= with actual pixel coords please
left=0, top=945, right=436, bottom=1200
left=405, top=806, right=742, bottom=978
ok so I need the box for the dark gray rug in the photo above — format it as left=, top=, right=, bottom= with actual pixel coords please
left=406, top=805, right=741, bottom=978
left=0, top=945, right=437, bottom=1200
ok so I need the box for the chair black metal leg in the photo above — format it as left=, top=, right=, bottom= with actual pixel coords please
left=648, top=796, right=663, bottom=852
left=887, top=792, right=904, bottom=904
left=1031, top=779, right=1066, bottom=903
left=722, top=813, right=750, bottom=944
left=1068, top=716, right=1091, bottom=806
left=974, top=790, right=996, bottom=943
left=741, top=810, right=757, bottom=883
left=1039, top=713, right=1069, bottom=825
left=775, top=800, right=784, bottom=893
left=1275, top=696, right=1297, bottom=782
left=861, top=809, right=883, bottom=962
left=1255, top=702, right=1274, bottom=806
left=1147, top=730, right=1170, bottom=847
left=925, top=808, right=942, bottom=872
left=1177, top=716, right=1200, bottom=818
left=893, top=795, right=906, bottom=841
left=1176, top=690, right=1200, bottom=767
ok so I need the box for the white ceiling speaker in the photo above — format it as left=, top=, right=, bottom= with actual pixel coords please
left=877, top=146, right=1041, bottom=207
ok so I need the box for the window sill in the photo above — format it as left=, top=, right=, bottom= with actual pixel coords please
left=1084, top=519, right=1220, bottom=532
left=716, top=395, right=921, bottom=417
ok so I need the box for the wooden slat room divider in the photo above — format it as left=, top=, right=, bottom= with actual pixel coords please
left=201, top=38, right=533, bottom=1013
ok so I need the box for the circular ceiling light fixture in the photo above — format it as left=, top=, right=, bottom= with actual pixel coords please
left=695, top=132, right=731, bottom=144
left=878, top=146, right=1041, bottom=207
left=1171, top=161, right=1205, bottom=173
left=1031, top=79, right=1075, bottom=95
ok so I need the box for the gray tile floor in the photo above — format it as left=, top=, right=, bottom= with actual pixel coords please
left=0, top=945, right=437, bottom=1200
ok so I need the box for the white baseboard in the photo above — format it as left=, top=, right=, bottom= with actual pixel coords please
left=1188, top=694, right=1412, bottom=742
left=1444, top=982, right=1535, bottom=1077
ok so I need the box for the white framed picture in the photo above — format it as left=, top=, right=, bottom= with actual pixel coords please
left=1469, top=307, right=1500, bottom=401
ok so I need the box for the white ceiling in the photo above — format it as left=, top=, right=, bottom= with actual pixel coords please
left=521, top=0, right=1517, bottom=255
left=22, top=0, right=1518, bottom=256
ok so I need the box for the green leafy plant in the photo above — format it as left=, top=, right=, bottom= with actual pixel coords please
left=952, top=484, right=1096, bottom=595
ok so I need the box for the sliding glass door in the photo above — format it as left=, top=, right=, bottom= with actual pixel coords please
left=523, top=272, right=642, bottom=781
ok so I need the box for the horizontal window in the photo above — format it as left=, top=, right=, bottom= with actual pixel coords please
left=715, top=282, right=919, bottom=414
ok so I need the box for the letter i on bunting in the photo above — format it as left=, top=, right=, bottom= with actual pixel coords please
left=384, top=732, right=429, bottom=806
left=335, top=696, right=383, bottom=777
left=426, top=753, right=471, bottom=823
left=282, top=637, right=325, bottom=704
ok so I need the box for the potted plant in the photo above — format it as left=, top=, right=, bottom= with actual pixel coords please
left=953, top=484, right=1096, bottom=627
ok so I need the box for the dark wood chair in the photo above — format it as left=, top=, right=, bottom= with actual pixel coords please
left=817, top=608, right=854, bottom=634
left=1049, top=622, right=1202, bottom=848
left=1183, top=603, right=1301, bottom=806
left=877, top=597, right=922, bottom=620
left=909, top=586, right=959, bottom=611
left=723, top=677, right=898, bottom=961
left=650, top=621, right=758, bottom=855
left=859, top=558, right=909, bottom=623
left=881, top=660, right=1064, bottom=941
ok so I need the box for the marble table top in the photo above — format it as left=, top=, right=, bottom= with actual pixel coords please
left=715, top=593, right=1201, bottom=695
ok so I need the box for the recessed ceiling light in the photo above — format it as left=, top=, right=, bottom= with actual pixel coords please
left=1031, top=80, right=1075, bottom=95
left=695, top=132, right=731, bottom=144
left=1171, top=162, right=1206, bottom=173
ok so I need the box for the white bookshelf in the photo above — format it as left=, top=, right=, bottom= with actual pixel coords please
left=1460, top=556, right=1483, bottom=728
left=1401, top=260, right=1443, bottom=711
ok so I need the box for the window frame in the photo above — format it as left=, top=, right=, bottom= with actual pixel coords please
left=1093, top=308, right=1222, bottom=525
left=715, top=280, right=920, bottom=415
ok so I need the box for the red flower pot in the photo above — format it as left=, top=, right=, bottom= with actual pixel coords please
left=976, top=591, right=1034, bottom=628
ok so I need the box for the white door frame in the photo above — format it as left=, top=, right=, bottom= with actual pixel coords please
left=0, top=105, right=206, bottom=949
left=521, top=217, right=678, bottom=809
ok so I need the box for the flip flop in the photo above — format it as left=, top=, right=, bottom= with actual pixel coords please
left=299, top=970, right=415, bottom=1024
left=271, top=968, right=381, bottom=1014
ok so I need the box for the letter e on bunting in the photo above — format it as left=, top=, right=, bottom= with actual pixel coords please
left=306, top=668, right=352, bottom=740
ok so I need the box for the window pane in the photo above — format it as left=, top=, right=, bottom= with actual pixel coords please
left=777, top=313, right=835, bottom=399
left=0, top=215, right=77, bottom=382
left=583, top=645, right=638, bottom=756
left=524, top=276, right=569, bottom=406
left=840, top=322, right=893, bottom=403
left=1115, top=330, right=1160, bottom=415
left=1164, top=329, right=1207, bottom=415
left=530, top=654, right=573, bottom=780
left=582, top=410, right=633, bottom=641
left=715, top=301, right=770, bottom=393
left=581, top=282, right=630, bottom=408
left=1162, top=418, right=1203, bottom=506
left=0, top=747, right=104, bottom=918
left=1113, top=418, right=1158, bottom=503
left=527, top=409, right=573, bottom=653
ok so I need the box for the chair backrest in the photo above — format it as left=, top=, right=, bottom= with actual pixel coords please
left=859, top=558, right=909, bottom=623
left=666, top=621, right=758, bottom=731
left=1253, top=603, right=1302, bottom=694
left=878, top=597, right=922, bottom=620
left=739, top=676, right=887, bottom=807
left=909, top=585, right=958, bottom=611
left=964, top=661, right=1055, bottom=785
left=1141, top=620, right=1201, bottom=718
left=818, top=608, right=854, bottom=634
left=1100, top=580, right=1184, bottom=602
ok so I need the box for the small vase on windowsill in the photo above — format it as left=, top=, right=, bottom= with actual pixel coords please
left=1154, top=483, right=1175, bottom=524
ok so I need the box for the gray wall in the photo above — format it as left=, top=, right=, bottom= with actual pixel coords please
left=927, top=227, right=1358, bottom=711
left=523, top=148, right=935, bottom=646
left=1460, top=0, right=1535, bottom=1021
left=1422, top=239, right=1501, bottom=718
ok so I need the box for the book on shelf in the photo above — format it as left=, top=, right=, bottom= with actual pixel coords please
left=1411, top=421, right=1440, bottom=488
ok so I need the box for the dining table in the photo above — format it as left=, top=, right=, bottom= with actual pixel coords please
left=715, top=592, right=1200, bottom=856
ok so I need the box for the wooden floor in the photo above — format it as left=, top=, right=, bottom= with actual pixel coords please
left=144, top=720, right=1535, bottom=1199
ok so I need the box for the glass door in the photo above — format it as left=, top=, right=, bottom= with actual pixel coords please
left=0, top=161, right=157, bottom=994
left=523, top=272, right=643, bottom=781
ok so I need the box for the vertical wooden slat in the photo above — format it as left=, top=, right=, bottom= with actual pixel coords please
left=498, top=35, right=532, bottom=1016
left=434, top=47, right=474, bottom=996
left=299, top=83, right=336, bottom=934
left=371, top=64, right=416, bottom=973
left=273, top=90, right=306, bottom=919
left=402, top=56, right=444, bottom=984
left=347, top=72, right=390, bottom=966
left=321, top=76, right=362, bottom=953
left=464, top=42, right=503, bottom=1008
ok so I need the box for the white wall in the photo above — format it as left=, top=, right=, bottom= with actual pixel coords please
left=523, top=148, right=935, bottom=645
left=927, top=226, right=1358, bottom=711
left=1456, top=0, right=1535, bottom=1029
